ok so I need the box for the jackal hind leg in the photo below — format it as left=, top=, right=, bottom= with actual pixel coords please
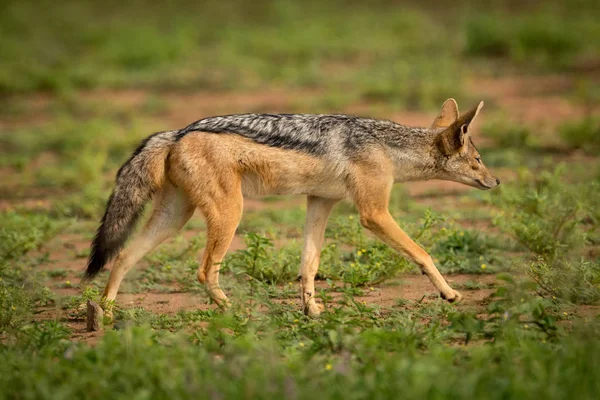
left=351, top=173, right=462, bottom=303
left=102, top=183, right=195, bottom=319
left=195, top=180, right=243, bottom=308
left=300, top=196, right=338, bottom=317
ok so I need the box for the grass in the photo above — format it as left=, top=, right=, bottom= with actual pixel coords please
left=559, top=117, right=600, bottom=153
left=1, top=0, right=600, bottom=398
left=482, top=117, right=532, bottom=149
left=464, top=8, right=599, bottom=68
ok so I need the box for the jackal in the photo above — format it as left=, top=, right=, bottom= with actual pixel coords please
left=84, top=99, right=499, bottom=317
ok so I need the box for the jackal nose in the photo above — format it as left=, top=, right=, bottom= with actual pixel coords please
left=496, top=177, right=501, bottom=185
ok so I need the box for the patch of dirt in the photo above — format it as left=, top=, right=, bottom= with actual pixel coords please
left=41, top=271, right=501, bottom=345
left=468, top=73, right=600, bottom=129
left=315, top=273, right=498, bottom=309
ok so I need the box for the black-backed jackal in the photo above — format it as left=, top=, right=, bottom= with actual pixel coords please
left=84, top=99, right=499, bottom=318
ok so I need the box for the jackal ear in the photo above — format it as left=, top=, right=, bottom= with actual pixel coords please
left=437, top=101, right=484, bottom=155
left=456, top=101, right=484, bottom=131
left=430, top=98, right=459, bottom=129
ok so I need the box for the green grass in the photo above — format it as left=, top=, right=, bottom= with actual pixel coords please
left=1, top=0, right=600, bottom=398
left=559, top=117, right=600, bottom=153
left=482, top=117, right=532, bottom=149
left=464, top=9, right=599, bottom=68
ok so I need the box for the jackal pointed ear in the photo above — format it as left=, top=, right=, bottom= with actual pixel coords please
left=430, top=98, right=459, bottom=129
left=436, top=101, right=484, bottom=155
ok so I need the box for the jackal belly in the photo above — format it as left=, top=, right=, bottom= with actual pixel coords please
left=240, top=169, right=346, bottom=198
left=170, top=132, right=348, bottom=200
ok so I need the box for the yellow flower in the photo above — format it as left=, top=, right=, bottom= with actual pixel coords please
left=11, top=305, right=16, bottom=310
left=348, top=216, right=354, bottom=220
left=299, top=342, right=305, bottom=347
left=294, top=319, right=299, bottom=323
left=65, top=280, right=71, bottom=286
left=481, top=264, right=487, bottom=270
left=325, top=363, right=333, bottom=371
left=563, top=312, right=568, bottom=316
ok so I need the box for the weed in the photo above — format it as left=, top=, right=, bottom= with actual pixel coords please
left=223, top=233, right=300, bottom=285
left=455, top=280, right=494, bottom=290
left=0, top=212, right=63, bottom=261
left=491, top=168, right=585, bottom=263
left=529, top=258, right=600, bottom=305
left=46, top=269, right=68, bottom=278
left=491, top=167, right=600, bottom=304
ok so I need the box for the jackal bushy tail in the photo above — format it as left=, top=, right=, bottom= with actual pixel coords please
left=84, top=131, right=177, bottom=280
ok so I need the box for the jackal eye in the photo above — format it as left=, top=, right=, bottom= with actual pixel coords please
left=475, top=156, right=482, bottom=164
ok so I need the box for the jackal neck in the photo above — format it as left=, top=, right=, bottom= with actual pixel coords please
left=384, top=126, right=439, bottom=183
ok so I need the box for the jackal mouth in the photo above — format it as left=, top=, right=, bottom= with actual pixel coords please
left=474, top=179, right=493, bottom=190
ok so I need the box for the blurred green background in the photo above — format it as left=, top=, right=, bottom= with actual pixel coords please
left=1, top=1, right=600, bottom=398
left=1, top=0, right=598, bottom=103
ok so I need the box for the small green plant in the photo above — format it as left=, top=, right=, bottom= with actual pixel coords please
left=0, top=212, right=62, bottom=261
left=492, top=167, right=599, bottom=304
left=492, top=168, right=585, bottom=263
left=485, top=273, right=560, bottom=341
left=223, top=233, right=300, bottom=284
left=433, top=227, right=498, bottom=273
left=0, top=283, right=32, bottom=333
left=529, top=258, right=600, bottom=304
left=336, top=243, right=411, bottom=287
left=47, top=269, right=68, bottom=278
left=455, top=280, right=494, bottom=290
left=60, top=287, right=101, bottom=319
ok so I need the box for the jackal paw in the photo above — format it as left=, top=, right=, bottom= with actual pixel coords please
left=440, top=289, right=463, bottom=304
left=303, top=302, right=324, bottom=318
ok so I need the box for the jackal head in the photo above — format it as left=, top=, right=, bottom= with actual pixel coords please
left=430, top=99, right=500, bottom=190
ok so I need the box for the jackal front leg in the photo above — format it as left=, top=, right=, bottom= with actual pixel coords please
left=300, top=196, right=338, bottom=317
left=359, top=210, right=462, bottom=302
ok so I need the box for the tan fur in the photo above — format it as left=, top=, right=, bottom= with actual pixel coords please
left=99, top=100, right=503, bottom=317
left=430, top=98, right=459, bottom=129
